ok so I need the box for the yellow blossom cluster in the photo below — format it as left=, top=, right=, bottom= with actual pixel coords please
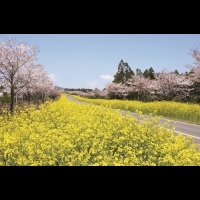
left=0, top=94, right=200, bottom=166
left=72, top=95, right=200, bottom=124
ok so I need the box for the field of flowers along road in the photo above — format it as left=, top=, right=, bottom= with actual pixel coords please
left=72, top=95, right=200, bottom=125
left=1, top=94, right=200, bottom=166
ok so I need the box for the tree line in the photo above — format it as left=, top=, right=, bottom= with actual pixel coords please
left=0, top=39, right=60, bottom=113
left=73, top=47, right=200, bottom=103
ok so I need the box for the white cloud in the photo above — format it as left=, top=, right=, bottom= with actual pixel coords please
left=86, top=81, right=97, bottom=88
left=100, top=75, right=114, bottom=81
left=48, top=73, right=57, bottom=82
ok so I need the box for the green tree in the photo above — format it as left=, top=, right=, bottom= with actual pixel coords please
left=113, top=60, right=134, bottom=84
left=174, top=69, right=180, bottom=75
left=0, top=92, right=10, bottom=103
left=143, top=69, right=149, bottom=78
left=136, top=68, right=143, bottom=77
left=149, top=67, right=155, bottom=79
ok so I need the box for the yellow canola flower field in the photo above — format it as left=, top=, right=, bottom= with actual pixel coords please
left=72, top=95, right=200, bottom=124
left=0, top=94, right=200, bottom=166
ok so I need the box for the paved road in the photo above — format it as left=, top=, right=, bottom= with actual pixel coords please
left=65, top=95, right=200, bottom=144
left=120, top=110, right=200, bottom=144
left=66, top=95, right=87, bottom=104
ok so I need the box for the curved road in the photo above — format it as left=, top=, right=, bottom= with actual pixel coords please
left=65, top=95, right=200, bottom=144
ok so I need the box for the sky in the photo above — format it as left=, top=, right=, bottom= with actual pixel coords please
left=0, top=34, right=200, bottom=90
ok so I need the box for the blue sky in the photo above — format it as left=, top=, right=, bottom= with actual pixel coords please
left=1, top=34, right=200, bottom=89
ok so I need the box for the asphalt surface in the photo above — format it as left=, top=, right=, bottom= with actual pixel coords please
left=65, top=95, right=200, bottom=144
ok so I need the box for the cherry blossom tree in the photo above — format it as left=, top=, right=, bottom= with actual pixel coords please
left=98, top=89, right=108, bottom=98
left=126, top=75, right=150, bottom=101
left=105, top=82, right=127, bottom=99
left=155, top=69, right=192, bottom=100
left=48, top=86, right=60, bottom=100
left=184, top=46, right=200, bottom=102
left=145, top=79, right=161, bottom=101
left=0, top=39, right=39, bottom=113
left=26, top=64, right=54, bottom=104
left=186, top=47, right=200, bottom=82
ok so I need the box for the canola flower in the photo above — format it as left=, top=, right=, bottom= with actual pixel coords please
left=72, top=95, right=200, bottom=125
left=0, top=94, right=200, bottom=166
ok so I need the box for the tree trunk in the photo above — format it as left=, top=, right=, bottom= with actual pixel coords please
left=10, top=87, right=14, bottom=114
left=28, top=92, right=31, bottom=105
left=16, top=93, right=18, bottom=104
left=42, top=92, right=45, bottom=103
